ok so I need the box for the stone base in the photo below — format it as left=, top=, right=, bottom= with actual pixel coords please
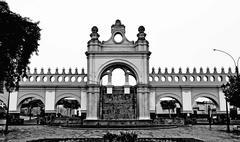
left=83, top=119, right=152, bottom=127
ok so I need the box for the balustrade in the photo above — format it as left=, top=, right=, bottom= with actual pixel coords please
left=20, top=68, right=87, bottom=87
left=149, top=67, right=234, bottom=87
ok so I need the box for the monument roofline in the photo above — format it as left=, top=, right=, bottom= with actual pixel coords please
left=87, top=20, right=149, bottom=53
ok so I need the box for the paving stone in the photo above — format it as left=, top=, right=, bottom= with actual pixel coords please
left=0, top=125, right=239, bottom=142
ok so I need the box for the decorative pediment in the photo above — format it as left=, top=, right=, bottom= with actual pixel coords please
left=102, top=19, right=134, bottom=47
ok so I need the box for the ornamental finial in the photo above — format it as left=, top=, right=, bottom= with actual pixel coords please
left=90, top=26, right=99, bottom=40
left=115, top=19, right=122, bottom=26
left=137, top=25, right=147, bottom=41
left=88, top=26, right=100, bottom=45
left=138, top=26, right=145, bottom=33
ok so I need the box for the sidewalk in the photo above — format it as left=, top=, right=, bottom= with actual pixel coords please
left=0, top=125, right=239, bottom=142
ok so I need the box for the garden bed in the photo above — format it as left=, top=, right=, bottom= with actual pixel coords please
left=28, top=138, right=204, bottom=142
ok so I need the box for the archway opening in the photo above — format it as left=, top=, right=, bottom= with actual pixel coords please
left=101, top=68, right=137, bottom=86
left=192, top=97, right=218, bottom=116
left=55, top=97, right=81, bottom=118
left=157, top=97, right=182, bottom=118
left=99, top=66, right=137, bottom=120
left=19, top=97, right=44, bottom=124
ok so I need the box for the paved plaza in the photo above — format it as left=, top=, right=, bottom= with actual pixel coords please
left=0, top=125, right=239, bottom=142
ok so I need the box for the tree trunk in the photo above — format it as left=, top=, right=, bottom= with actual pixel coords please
left=4, top=91, right=10, bottom=134
left=168, top=109, right=171, bottom=118
left=29, top=107, right=32, bottom=120
left=168, top=106, right=171, bottom=118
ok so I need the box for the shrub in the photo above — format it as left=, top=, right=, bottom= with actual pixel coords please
left=103, top=131, right=137, bottom=142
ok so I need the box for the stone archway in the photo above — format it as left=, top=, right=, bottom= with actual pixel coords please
left=98, top=64, right=138, bottom=120
left=99, top=62, right=138, bottom=87
left=18, top=96, right=45, bottom=123
left=55, top=93, right=81, bottom=105
left=156, top=93, right=183, bottom=115
left=17, top=93, right=45, bottom=111
left=192, top=93, right=219, bottom=110
left=85, top=20, right=150, bottom=121
left=97, top=60, right=140, bottom=86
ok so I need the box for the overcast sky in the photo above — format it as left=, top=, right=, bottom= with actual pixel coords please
left=6, top=0, right=240, bottom=74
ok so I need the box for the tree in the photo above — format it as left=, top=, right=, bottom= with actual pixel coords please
left=58, top=99, right=80, bottom=117
left=0, top=1, right=41, bottom=93
left=21, top=99, right=44, bottom=120
left=0, top=1, right=41, bottom=133
left=221, top=75, right=240, bottom=108
left=160, top=100, right=177, bottom=118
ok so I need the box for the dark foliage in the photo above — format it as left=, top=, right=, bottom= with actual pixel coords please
left=221, top=75, right=240, bottom=108
left=21, top=99, right=44, bottom=108
left=58, top=99, right=80, bottom=110
left=0, top=1, right=41, bottom=93
left=103, top=131, right=138, bottom=142
left=160, top=100, right=177, bottom=118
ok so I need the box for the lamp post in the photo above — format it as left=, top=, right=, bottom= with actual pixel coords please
left=213, top=49, right=239, bottom=76
left=213, top=49, right=240, bottom=133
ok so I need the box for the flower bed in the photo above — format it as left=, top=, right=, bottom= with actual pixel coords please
left=28, top=131, right=203, bottom=142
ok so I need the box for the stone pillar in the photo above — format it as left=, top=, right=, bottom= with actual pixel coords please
left=80, top=90, right=87, bottom=114
left=86, top=85, right=99, bottom=120
left=9, top=91, right=18, bottom=113
left=125, top=73, right=129, bottom=85
left=45, top=90, right=56, bottom=113
left=137, top=86, right=150, bottom=120
left=107, top=73, right=112, bottom=85
left=182, top=88, right=192, bottom=113
left=106, top=73, right=113, bottom=94
left=149, top=91, right=155, bottom=113
left=218, top=88, right=230, bottom=112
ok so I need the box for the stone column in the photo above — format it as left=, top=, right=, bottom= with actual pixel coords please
left=9, top=91, right=18, bottom=113
left=81, top=90, right=87, bottom=113
left=149, top=91, right=156, bottom=113
left=182, top=88, right=192, bottom=113
left=125, top=73, right=129, bottom=85
left=107, top=73, right=113, bottom=94
left=137, top=85, right=150, bottom=120
left=45, top=90, right=56, bottom=114
left=107, top=73, right=112, bottom=85
left=86, top=85, right=99, bottom=120
left=218, top=88, right=230, bottom=112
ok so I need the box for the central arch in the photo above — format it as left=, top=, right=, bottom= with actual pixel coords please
left=96, top=59, right=140, bottom=84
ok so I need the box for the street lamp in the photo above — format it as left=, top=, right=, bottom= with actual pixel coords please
left=213, top=49, right=240, bottom=133
left=213, top=49, right=239, bottom=76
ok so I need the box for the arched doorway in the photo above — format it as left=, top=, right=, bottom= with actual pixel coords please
left=55, top=97, right=81, bottom=118
left=192, top=97, right=218, bottom=115
left=19, top=97, right=44, bottom=124
left=192, top=96, right=218, bottom=124
left=157, top=97, right=182, bottom=118
left=100, top=66, right=137, bottom=120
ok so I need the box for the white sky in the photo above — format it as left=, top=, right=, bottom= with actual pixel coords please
left=6, top=0, right=240, bottom=73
